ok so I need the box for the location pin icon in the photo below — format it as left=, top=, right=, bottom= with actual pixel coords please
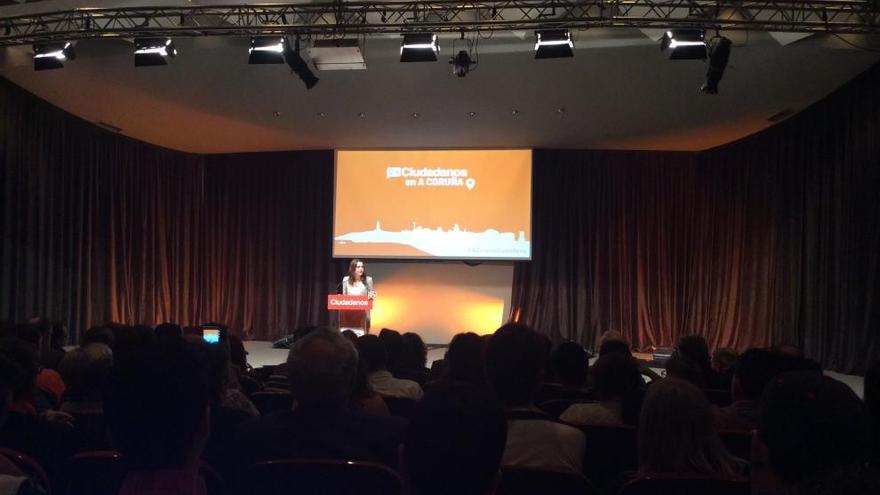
left=465, top=178, right=476, bottom=190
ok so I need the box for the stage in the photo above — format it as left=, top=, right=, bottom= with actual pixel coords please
left=242, top=340, right=866, bottom=398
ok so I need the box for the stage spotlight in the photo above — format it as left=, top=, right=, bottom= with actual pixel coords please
left=450, top=50, right=475, bottom=77
left=284, top=37, right=319, bottom=90
left=33, top=41, right=75, bottom=71
left=249, top=37, right=287, bottom=64
left=701, top=37, right=732, bottom=94
left=400, top=33, right=439, bottom=62
left=660, top=29, right=706, bottom=59
left=134, top=38, right=177, bottom=66
left=534, top=30, right=573, bottom=59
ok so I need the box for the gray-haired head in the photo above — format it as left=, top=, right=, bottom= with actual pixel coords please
left=287, top=328, right=359, bottom=408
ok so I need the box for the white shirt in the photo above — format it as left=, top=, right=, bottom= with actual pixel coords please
left=502, top=407, right=586, bottom=474
left=368, top=370, right=424, bottom=401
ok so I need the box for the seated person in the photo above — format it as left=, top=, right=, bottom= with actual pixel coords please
left=485, top=324, right=585, bottom=475
left=395, top=333, right=430, bottom=385
left=359, top=335, right=423, bottom=401
left=104, top=339, right=212, bottom=495
left=236, top=330, right=407, bottom=468
left=401, top=382, right=507, bottom=495
left=560, top=352, right=642, bottom=425
left=714, top=348, right=779, bottom=431
left=638, top=378, right=743, bottom=478
left=58, top=343, right=114, bottom=450
left=752, top=371, right=872, bottom=495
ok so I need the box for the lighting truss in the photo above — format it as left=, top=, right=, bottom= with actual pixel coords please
left=0, top=1, right=878, bottom=47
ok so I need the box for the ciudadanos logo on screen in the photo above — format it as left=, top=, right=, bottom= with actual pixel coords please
left=386, top=166, right=477, bottom=190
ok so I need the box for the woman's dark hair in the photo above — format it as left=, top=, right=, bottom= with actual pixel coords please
left=444, top=332, right=486, bottom=386
left=399, top=332, right=428, bottom=370
left=347, top=258, right=367, bottom=285
left=551, top=342, right=590, bottom=388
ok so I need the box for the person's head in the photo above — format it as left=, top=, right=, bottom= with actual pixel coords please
left=485, top=323, right=547, bottom=406
left=638, top=378, right=740, bottom=477
left=599, top=339, right=632, bottom=357
left=340, top=330, right=359, bottom=347
left=597, top=330, right=625, bottom=348
left=154, top=323, right=183, bottom=343
left=754, top=371, right=872, bottom=492
left=550, top=342, right=590, bottom=389
left=58, top=343, right=113, bottom=402
left=712, top=348, right=738, bottom=373
left=676, top=335, right=713, bottom=371
left=50, top=321, right=67, bottom=349
left=402, top=382, right=507, bottom=495
left=730, top=348, right=779, bottom=401
left=227, top=333, right=248, bottom=371
left=0, top=338, right=38, bottom=403
left=82, top=325, right=115, bottom=348
left=190, top=340, right=232, bottom=405
left=348, top=259, right=366, bottom=282
left=665, top=353, right=706, bottom=388
left=27, top=317, right=52, bottom=354
left=11, top=323, right=43, bottom=355
left=357, top=334, right=387, bottom=373
left=399, top=332, right=428, bottom=371
left=105, top=340, right=210, bottom=470
left=378, top=328, right=403, bottom=371
left=288, top=329, right=359, bottom=408
left=592, top=352, right=642, bottom=401
left=444, top=332, right=486, bottom=386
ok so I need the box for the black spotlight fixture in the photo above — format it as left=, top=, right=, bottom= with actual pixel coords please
left=33, top=41, right=75, bottom=71
left=249, top=37, right=287, bottom=64
left=283, top=37, right=319, bottom=90
left=400, top=33, right=439, bottom=62
left=534, top=30, right=573, bottom=59
left=450, top=50, right=475, bottom=77
left=134, top=38, right=177, bottom=66
left=701, top=37, right=732, bottom=94
left=660, top=29, right=706, bottom=59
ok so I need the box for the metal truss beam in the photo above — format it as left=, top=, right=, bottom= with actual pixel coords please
left=1, top=1, right=878, bottom=46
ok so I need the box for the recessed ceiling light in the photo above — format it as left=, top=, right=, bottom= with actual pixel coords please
left=411, top=112, right=421, bottom=119
left=556, top=107, right=566, bottom=115
left=510, top=109, right=520, bottom=117
left=273, top=111, right=282, bottom=117
left=467, top=111, right=477, bottom=118
left=357, top=112, right=366, bottom=119
left=317, top=112, right=327, bottom=118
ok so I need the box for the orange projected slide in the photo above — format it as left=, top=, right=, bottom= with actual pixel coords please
left=334, top=150, right=532, bottom=260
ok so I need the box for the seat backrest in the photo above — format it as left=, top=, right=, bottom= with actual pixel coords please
left=237, top=458, right=401, bottom=495
left=538, top=399, right=596, bottom=419
left=60, top=450, right=128, bottom=495
left=383, top=397, right=418, bottom=419
left=249, top=391, right=294, bottom=415
left=0, top=448, right=51, bottom=494
left=619, top=474, right=749, bottom=495
left=497, top=466, right=596, bottom=495
left=579, top=424, right=638, bottom=489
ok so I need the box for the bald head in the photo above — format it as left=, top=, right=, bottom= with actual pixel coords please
left=287, top=329, right=359, bottom=408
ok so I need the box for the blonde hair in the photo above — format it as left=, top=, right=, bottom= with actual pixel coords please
left=638, top=378, right=742, bottom=478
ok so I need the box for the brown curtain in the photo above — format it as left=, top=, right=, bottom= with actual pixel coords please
left=512, top=64, right=880, bottom=374
left=0, top=79, right=335, bottom=340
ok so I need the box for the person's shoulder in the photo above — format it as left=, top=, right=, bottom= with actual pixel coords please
left=343, top=276, right=350, bottom=282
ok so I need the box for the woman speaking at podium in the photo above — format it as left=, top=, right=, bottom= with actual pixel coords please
left=341, top=259, right=377, bottom=335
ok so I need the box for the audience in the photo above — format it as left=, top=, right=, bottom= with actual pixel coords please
left=442, top=332, right=487, bottom=387
left=378, top=328, right=404, bottom=373
left=485, top=323, right=585, bottom=475
left=402, top=382, right=507, bottom=495
left=548, top=341, right=590, bottom=395
left=57, top=343, right=113, bottom=450
left=395, top=332, right=430, bottom=385
left=236, top=329, right=406, bottom=467
left=712, top=347, right=738, bottom=391
left=752, top=370, right=872, bottom=495
left=0, top=381, right=48, bottom=495
left=638, top=378, right=743, bottom=478
left=358, top=335, right=423, bottom=401
left=104, top=339, right=211, bottom=495
left=714, top=348, right=778, bottom=431
left=560, top=352, right=641, bottom=425
left=10, top=323, right=65, bottom=411
left=675, top=335, right=723, bottom=389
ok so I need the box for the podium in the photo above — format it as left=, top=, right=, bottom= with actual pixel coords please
left=327, top=294, right=373, bottom=332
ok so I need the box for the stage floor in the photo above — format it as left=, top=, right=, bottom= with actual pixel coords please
left=243, top=340, right=866, bottom=398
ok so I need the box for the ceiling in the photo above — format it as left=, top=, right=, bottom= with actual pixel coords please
left=1, top=1, right=879, bottom=154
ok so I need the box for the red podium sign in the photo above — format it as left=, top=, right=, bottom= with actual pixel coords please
left=327, top=294, right=374, bottom=311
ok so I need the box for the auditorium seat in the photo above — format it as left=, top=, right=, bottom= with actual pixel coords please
left=0, top=448, right=51, bottom=494
left=59, top=450, right=226, bottom=495
left=383, top=397, right=418, bottom=419
left=618, top=474, right=749, bottom=495
left=236, top=459, right=401, bottom=495
left=579, top=424, right=638, bottom=489
left=497, top=466, right=597, bottom=495
left=249, top=391, right=294, bottom=415
left=538, top=399, right=596, bottom=419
